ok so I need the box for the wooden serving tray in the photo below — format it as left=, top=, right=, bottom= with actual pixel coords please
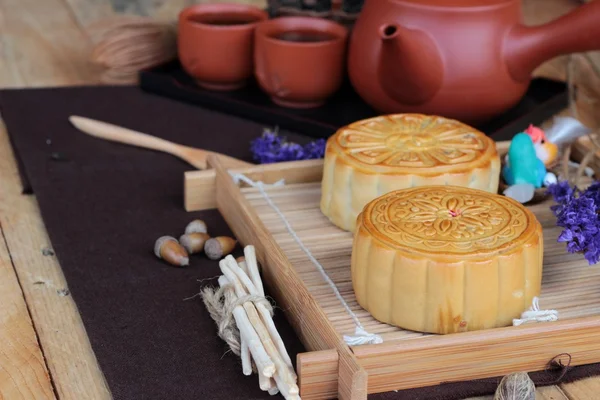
left=187, top=147, right=600, bottom=400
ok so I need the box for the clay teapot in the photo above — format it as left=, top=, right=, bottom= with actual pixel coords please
left=348, top=0, right=600, bottom=124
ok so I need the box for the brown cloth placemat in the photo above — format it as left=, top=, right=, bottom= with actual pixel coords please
left=1, top=86, right=598, bottom=400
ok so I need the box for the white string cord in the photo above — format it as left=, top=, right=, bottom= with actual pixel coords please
left=513, top=297, right=558, bottom=326
left=230, top=172, right=383, bottom=345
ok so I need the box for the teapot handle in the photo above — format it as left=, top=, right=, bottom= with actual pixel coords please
left=506, top=1, right=600, bottom=81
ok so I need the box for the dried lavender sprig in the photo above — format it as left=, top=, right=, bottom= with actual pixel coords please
left=547, top=180, right=600, bottom=265
left=250, top=127, right=326, bottom=164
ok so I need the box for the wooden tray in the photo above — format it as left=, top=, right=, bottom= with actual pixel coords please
left=187, top=149, right=600, bottom=400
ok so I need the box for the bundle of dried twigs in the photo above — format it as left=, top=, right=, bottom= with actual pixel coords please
left=202, top=246, right=299, bottom=399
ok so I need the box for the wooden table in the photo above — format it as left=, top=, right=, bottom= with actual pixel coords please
left=0, top=0, right=598, bottom=399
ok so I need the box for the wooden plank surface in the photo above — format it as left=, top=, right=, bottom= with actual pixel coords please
left=0, top=0, right=112, bottom=397
left=0, top=0, right=102, bottom=88
left=539, top=386, right=571, bottom=400
left=0, top=122, right=112, bottom=400
left=562, top=377, right=600, bottom=399
left=0, top=226, right=55, bottom=399
left=0, top=0, right=598, bottom=399
left=64, top=0, right=115, bottom=28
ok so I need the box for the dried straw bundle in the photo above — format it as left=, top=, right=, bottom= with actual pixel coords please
left=584, top=132, right=600, bottom=177
left=89, top=16, right=177, bottom=84
left=494, top=372, right=536, bottom=400
left=562, top=132, right=599, bottom=187
left=562, top=53, right=599, bottom=183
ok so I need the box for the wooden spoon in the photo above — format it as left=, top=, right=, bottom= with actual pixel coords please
left=69, top=115, right=252, bottom=169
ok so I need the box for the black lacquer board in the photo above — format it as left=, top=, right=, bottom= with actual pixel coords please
left=139, top=61, right=569, bottom=142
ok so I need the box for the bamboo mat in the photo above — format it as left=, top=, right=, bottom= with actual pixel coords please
left=242, top=182, right=600, bottom=344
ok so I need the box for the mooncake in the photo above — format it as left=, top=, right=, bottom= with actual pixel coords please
left=351, top=185, right=543, bottom=334
left=320, top=114, right=501, bottom=231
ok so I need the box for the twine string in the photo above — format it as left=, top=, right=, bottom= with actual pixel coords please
left=230, top=172, right=383, bottom=345
left=544, top=353, right=573, bottom=385
left=513, top=297, right=559, bottom=326
left=201, top=281, right=274, bottom=357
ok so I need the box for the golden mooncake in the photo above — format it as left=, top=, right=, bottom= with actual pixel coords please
left=351, top=185, right=543, bottom=334
left=320, top=114, right=501, bottom=232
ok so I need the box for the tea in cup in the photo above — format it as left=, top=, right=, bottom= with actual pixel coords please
left=254, top=17, right=349, bottom=108
left=178, top=3, right=268, bottom=91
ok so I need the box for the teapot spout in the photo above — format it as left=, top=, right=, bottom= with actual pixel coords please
left=378, top=24, right=443, bottom=105
left=505, top=1, right=600, bottom=82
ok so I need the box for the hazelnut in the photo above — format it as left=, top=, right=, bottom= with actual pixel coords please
left=204, top=236, right=237, bottom=260
left=179, top=232, right=210, bottom=255
left=154, top=236, right=189, bottom=267
left=185, top=219, right=208, bottom=235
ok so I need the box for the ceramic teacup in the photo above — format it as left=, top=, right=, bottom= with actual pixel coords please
left=254, top=17, right=349, bottom=108
left=178, top=3, right=268, bottom=91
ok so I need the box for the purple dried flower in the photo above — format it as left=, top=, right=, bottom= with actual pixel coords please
left=585, top=181, right=600, bottom=204
left=250, top=130, right=282, bottom=164
left=585, top=235, right=600, bottom=265
left=546, top=180, right=574, bottom=204
left=250, top=128, right=327, bottom=164
left=303, top=138, right=327, bottom=159
left=547, top=180, right=600, bottom=265
left=279, top=142, right=305, bottom=161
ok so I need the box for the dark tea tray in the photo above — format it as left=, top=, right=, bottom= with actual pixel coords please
left=139, top=61, right=569, bottom=141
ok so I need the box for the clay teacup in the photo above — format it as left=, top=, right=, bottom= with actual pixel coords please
left=178, top=3, right=268, bottom=91
left=254, top=17, right=349, bottom=108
